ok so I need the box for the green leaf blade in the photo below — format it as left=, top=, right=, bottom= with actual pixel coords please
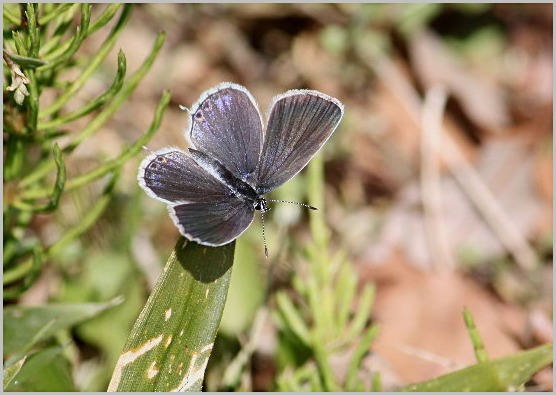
left=3, top=298, right=122, bottom=359
left=402, top=344, right=553, bottom=392
left=108, top=238, right=235, bottom=392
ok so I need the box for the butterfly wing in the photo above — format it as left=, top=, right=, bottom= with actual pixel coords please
left=138, top=148, right=254, bottom=245
left=138, top=148, right=231, bottom=204
left=188, top=82, right=263, bottom=181
left=170, top=199, right=254, bottom=246
left=254, top=90, right=344, bottom=194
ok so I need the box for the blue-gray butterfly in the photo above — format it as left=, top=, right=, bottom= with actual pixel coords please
left=138, top=82, right=344, bottom=256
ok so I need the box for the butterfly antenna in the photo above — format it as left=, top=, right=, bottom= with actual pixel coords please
left=261, top=209, right=269, bottom=258
left=179, top=104, right=191, bottom=114
left=267, top=199, right=318, bottom=211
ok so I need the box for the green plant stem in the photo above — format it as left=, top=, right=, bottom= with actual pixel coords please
left=463, top=308, right=489, bottom=363
left=36, top=4, right=91, bottom=73
left=87, top=3, right=123, bottom=35
left=45, top=172, right=118, bottom=258
left=3, top=6, right=20, bottom=25
left=39, top=5, right=79, bottom=57
left=13, top=144, right=66, bottom=212
left=63, top=31, right=166, bottom=152
left=25, top=69, right=39, bottom=133
left=64, top=90, right=170, bottom=191
left=38, top=51, right=127, bottom=131
left=21, top=30, right=165, bottom=188
left=39, top=4, right=132, bottom=118
left=38, top=3, right=74, bottom=25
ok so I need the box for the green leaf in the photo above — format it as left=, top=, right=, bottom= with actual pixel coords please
left=275, top=291, right=312, bottom=348
left=463, top=307, right=488, bottom=363
left=87, top=3, right=124, bottom=35
left=402, top=344, right=553, bottom=391
left=345, top=325, right=379, bottom=389
left=108, top=238, right=235, bottom=392
left=38, top=3, right=74, bottom=25
left=3, top=355, right=27, bottom=389
left=4, top=53, right=48, bottom=68
left=3, top=298, right=122, bottom=360
left=4, top=346, right=75, bottom=391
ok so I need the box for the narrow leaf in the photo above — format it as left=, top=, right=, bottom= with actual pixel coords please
left=87, top=3, right=124, bottom=35
left=402, top=344, right=553, bottom=391
left=36, top=4, right=91, bottom=72
left=38, top=3, right=74, bottom=25
left=39, top=4, right=132, bottom=118
left=275, top=292, right=312, bottom=347
left=463, top=307, right=489, bottom=363
left=3, top=298, right=123, bottom=358
left=13, top=143, right=66, bottom=212
left=65, top=89, right=171, bottom=191
left=3, top=356, right=27, bottom=389
left=4, top=53, right=47, bottom=68
left=39, top=51, right=127, bottom=131
left=4, top=346, right=75, bottom=391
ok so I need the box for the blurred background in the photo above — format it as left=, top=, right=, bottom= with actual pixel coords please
left=3, top=3, right=553, bottom=391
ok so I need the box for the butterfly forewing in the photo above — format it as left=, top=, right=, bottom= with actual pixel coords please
left=254, top=91, right=344, bottom=194
left=138, top=148, right=231, bottom=204
left=170, top=199, right=255, bottom=246
left=188, top=83, right=263, bottom=181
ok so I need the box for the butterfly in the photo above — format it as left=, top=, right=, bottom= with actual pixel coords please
left=138, top=82, right=344, bottom=255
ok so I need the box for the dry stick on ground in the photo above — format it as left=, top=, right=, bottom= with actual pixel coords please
left=420, top=86, right=456, bottom=270
left=367, top=55, right=538, bottom=272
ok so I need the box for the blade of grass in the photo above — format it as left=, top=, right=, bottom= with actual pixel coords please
left=344, top=284, right=375, bottom=342
left=3, top=246, right=43, bottom=301
left=275, top=291, right=312, bottom=347
left=108, top=238, right=236, bottom=391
